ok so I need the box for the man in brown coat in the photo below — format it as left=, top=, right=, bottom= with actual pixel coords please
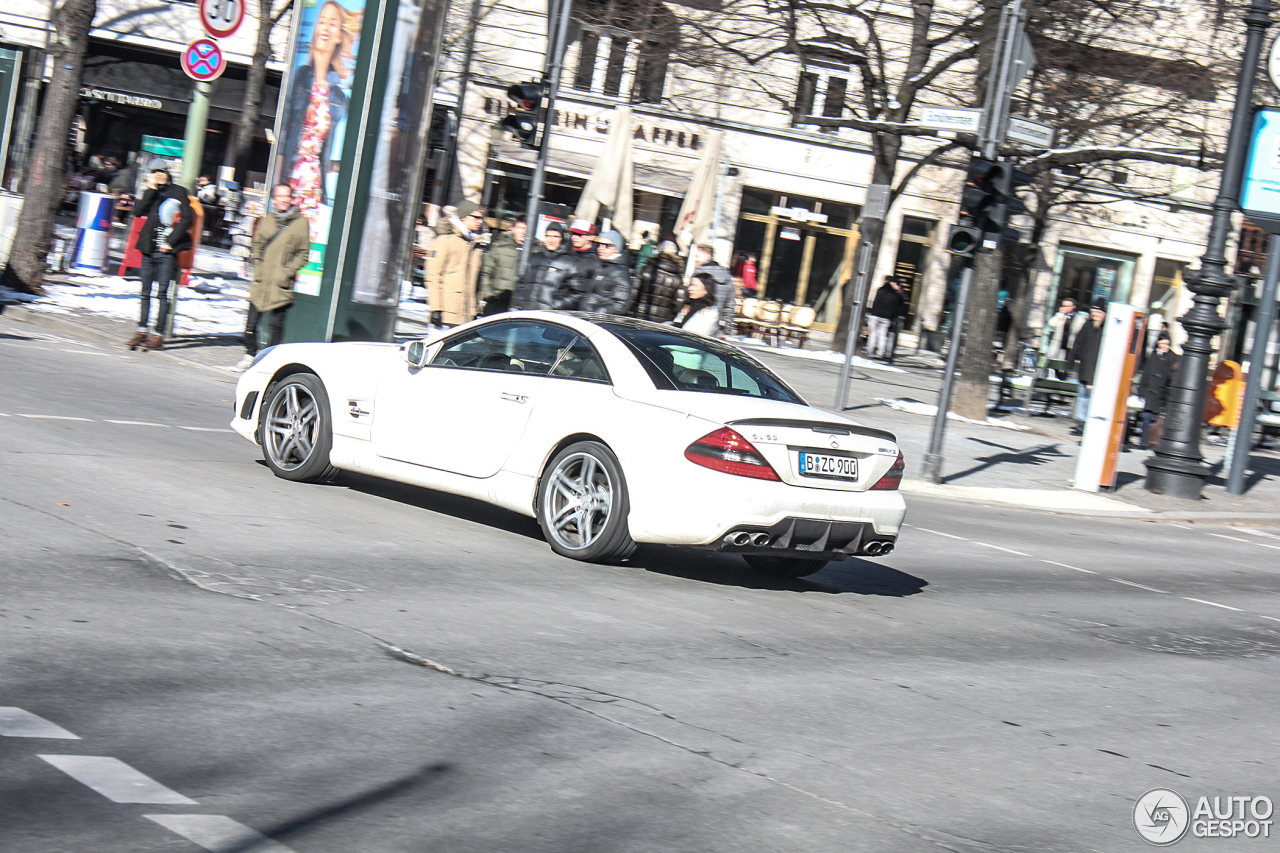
left=234, top=183, right=310, bottom=370
left=426, top=199, right=486, bottom=327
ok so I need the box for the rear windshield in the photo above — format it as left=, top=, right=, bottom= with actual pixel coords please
left=603, top=324, right=806, bottom=404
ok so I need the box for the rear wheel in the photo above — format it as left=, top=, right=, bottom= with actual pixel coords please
left=742, top=555, right=828, bottom=577
left=537, top=441, right=635, bottom=563
left=258, top=373, right=336, bottom=483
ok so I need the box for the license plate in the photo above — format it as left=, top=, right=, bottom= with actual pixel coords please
left=797, top=451, right=857, bottom=481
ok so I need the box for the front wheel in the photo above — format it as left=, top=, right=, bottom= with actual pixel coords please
left=258, top=373, right=336, bottom=483
left=537, top=441, right=635, bottom=563
left=742, top=555, right=828, bottom=578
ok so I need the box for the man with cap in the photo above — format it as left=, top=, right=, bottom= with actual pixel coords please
left=126, top=166, right=194, bottom=351
left=1067, top=299, right=1108, bottom=435
left=566, top=218, right=600, bottom=279
left=426, top=199, right=487, bottom=326
left=573, top=229, right=634, bottom=314
left=512, top=221, right=568, bottom=310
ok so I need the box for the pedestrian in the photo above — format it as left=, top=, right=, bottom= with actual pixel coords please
left=673, top=272, right=720, bottom=337
left=734, top=252, right=758, bottom=296
left=632, top=230, right=658, bottom=273
left=1136, top=337, right=1178, bottom=448
left=1066, top=300, right=1107, bottom=435
left=866, top=276, right=905, bottom=360
left=566, top=218, right=600, bottom=276
left=126, top=166, right=194, bottom=351
left=693, top=244, right=734, bottom=334
left=1040, top=297, right=1086, bottom=376
left=479, top=215, right=525, bottom=315
left=234, top=183, right=310, bottom=371
left=425, top=199, right=487, bottom=327
left=512, top=221, right=568, bottom=310
left=630, top=239, right=683, bottom=322
left=568, top=229, right=633, bottom=314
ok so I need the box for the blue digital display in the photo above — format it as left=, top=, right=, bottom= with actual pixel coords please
left=1240, top=107, right=1280, bottom=227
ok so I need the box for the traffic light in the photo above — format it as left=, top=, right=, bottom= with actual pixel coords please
left=955, top=157, right=1032, bottom=252
left=946, top=224, right=981, bottom=257
left=984, top=162, right=1032, bottom=238
left=499, top=82, right=547, bottom=149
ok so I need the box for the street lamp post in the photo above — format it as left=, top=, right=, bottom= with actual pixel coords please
left=1145, top=0, right=1273, bottom=499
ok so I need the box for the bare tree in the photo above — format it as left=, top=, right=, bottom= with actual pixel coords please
left=225, top=0, right=294, bottom=184
left=1, top=0, right=97, bottom=296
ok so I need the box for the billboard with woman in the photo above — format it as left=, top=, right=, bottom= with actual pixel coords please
left=275, top=0, right=365, bottom=292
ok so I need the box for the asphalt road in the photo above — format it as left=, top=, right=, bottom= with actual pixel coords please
left=3, top=319, right=1279, bottom=853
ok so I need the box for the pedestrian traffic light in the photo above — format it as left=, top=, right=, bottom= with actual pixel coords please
left=499, top=82, right=547, bottom=149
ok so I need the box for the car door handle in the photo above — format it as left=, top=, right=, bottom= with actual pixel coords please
left=500, top=392, right=529, bottom=404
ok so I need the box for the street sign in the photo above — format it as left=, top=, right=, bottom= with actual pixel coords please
left=918, top=106, right=983, bottom=134
left=1240, top=107, right=1280, bottom=234
left=199, top=0, right=244, bottom=39
left=181, top=38, right=226, bottom=82
left=1005, top=115, right=1055, bottom=148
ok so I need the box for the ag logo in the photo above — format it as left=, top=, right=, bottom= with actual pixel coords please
left=1135, top=788, right=1190, bottom=845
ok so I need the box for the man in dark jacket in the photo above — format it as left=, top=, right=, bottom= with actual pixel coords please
left=1067, top=300, right=1108, bottom=434
left=630, top=240, right=683, bottom=322
left=512, top=222, right=568, bottom=310
left=574, top=230, right=633, bottom=314
left=479, top=216, right=525, bottom=315
left=1136, top=337, right=1178, bottom=447
left=867, top=277, right=906, bottom=359
left=127, top=167, right=193, bottom=351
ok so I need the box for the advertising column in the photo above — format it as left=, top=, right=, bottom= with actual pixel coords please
left=271, top=0, right=450, bottom=343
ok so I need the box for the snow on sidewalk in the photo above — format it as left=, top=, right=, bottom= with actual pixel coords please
left=734, top=339, right=908, bottom=372
left=36, top=274, right=249, bottom=337
left=875, top=397, right=1032, bottom=431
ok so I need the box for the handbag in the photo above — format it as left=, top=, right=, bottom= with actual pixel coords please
left=1145, top=414, right=1165, bottom=447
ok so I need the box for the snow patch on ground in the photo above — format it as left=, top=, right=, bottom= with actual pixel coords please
left=37, top=274, right=250, bottom=336
left=876, top=397, right=1032, bottom=431
left=734, top=339, right=908, bottom=372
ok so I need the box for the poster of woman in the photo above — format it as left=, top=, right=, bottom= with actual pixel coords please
left=277, top=0, right=364, bottom=248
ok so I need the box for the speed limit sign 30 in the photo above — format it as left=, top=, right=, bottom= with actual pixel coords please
left=199, top=0, right=244, bottom=39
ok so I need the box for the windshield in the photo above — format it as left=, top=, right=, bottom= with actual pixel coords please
left=602, top=323, right=806, bottom=405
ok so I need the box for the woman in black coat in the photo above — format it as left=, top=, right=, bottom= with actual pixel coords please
left=630, top=241, right=683, bottom=322
left=1136, top=338, right=1178, bottom=447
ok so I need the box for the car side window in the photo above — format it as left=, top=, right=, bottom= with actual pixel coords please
left=431, top=321, right=576, bottom=375
left=550, top=337, right=610, bottom=383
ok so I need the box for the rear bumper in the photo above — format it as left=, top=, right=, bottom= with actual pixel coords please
left=695, top=517, right=896, bottom=560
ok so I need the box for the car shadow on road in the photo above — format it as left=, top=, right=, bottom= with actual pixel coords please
left=632, top=547, right=927, bottom=597
left=338, top=471, right=546, bottom=540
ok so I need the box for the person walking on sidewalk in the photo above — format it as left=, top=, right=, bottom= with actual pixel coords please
left=866, top=277, right=905, bottom=360
left=512, top=222, right=567, bottom=310
left=479, top=216, right=525, bottom=315
left=127, top=167, right=193, bottom=351
left=234, top=183, right=310, bottom=371
left=693, top=245, right=734, bottom=335
left=1066, top=300, right=1107, bottom=435
left=1136, top=337, right=1178, bottom=448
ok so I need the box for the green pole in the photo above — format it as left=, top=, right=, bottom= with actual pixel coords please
left=180, top=82, right=212, bottom=193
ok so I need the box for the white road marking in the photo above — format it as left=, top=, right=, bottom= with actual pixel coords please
left=1206, top=532, right=1280, bottom=551
left=38, top=755, right=197, bottom=804
left=910, top=526, right=969, bottom=541
left=16, top=414, right=93, bottom=421
left=144, top=815, right=298, bottom=853
left=1166, top=523, right=1195, bottom=530
left=0, top=412, right=9, bottom=416
left=1108, top=578, right=1169, bottom=594
left=1237, top=528, right=1280, bottom=540
left=1041, top=560, right=1097, bottom=574
left=178, top=426, right=233, bottom=432
left=60, top=349, right=112, bottom=357
left=1182, top=598, right=1244, bottom=612
left=1206, top=532, right=1254, bottom=544
left=105, top=420, right=169, bottom=427
left=0, top=707, right=79, bottom=739
left=977, top=542, right=1032, bottom=556
left=1260, top=615, right=1280, bottom=623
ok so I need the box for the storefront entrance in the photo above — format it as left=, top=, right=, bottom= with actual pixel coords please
left=733, top=188, right=858, bottom=331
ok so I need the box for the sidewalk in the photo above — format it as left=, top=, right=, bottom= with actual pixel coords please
left=5, top=276, right=1278, bottom=522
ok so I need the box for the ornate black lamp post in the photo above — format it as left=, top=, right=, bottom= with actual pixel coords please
left=1145, top=0, right=1273, bottom=498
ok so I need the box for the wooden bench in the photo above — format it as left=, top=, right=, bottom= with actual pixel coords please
left=1002, top=356, right=1079, bottom=414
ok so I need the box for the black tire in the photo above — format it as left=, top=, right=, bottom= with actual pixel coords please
left=258, top=373, right=337, bottom=483
left=537, top=441, right=636, bottom=563
left=742, top=555, right=828, bottom=577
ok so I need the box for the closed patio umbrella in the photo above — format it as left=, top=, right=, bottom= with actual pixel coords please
left=673, top=131, right=723, bottom=254
left=574, top=106, right=634, bottom=240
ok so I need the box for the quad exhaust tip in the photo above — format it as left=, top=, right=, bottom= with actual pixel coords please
left=864, top=541, right=893, bottom=556
left=751, top=532, right=771, bottom=546
left=729, top=532, right=752, bottom=546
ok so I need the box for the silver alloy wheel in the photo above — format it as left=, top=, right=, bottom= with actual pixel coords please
left=264, top=381, right=319, bottom=471
left=544, top=451, right=615, bottom=551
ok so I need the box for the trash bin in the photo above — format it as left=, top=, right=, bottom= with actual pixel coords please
left=70, top=191, right=116, bottom=273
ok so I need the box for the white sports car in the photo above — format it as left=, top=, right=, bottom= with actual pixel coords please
left=230, top=312, right=906, bottom=576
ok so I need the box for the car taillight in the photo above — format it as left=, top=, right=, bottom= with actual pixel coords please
left=684, top=427, right=780, bottom=481
left=869, top=450, right=905, bottom=490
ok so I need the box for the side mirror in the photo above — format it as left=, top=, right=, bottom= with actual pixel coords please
left=402, top=340, right=428, bottom=368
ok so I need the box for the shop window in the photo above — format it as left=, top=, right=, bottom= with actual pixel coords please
left=891, top=217, right=936, bottom=322
left=740, top=187, right=773, bottom=216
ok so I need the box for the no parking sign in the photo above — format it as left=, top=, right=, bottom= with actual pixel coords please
left=181, top=37, right=226, bottom=82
